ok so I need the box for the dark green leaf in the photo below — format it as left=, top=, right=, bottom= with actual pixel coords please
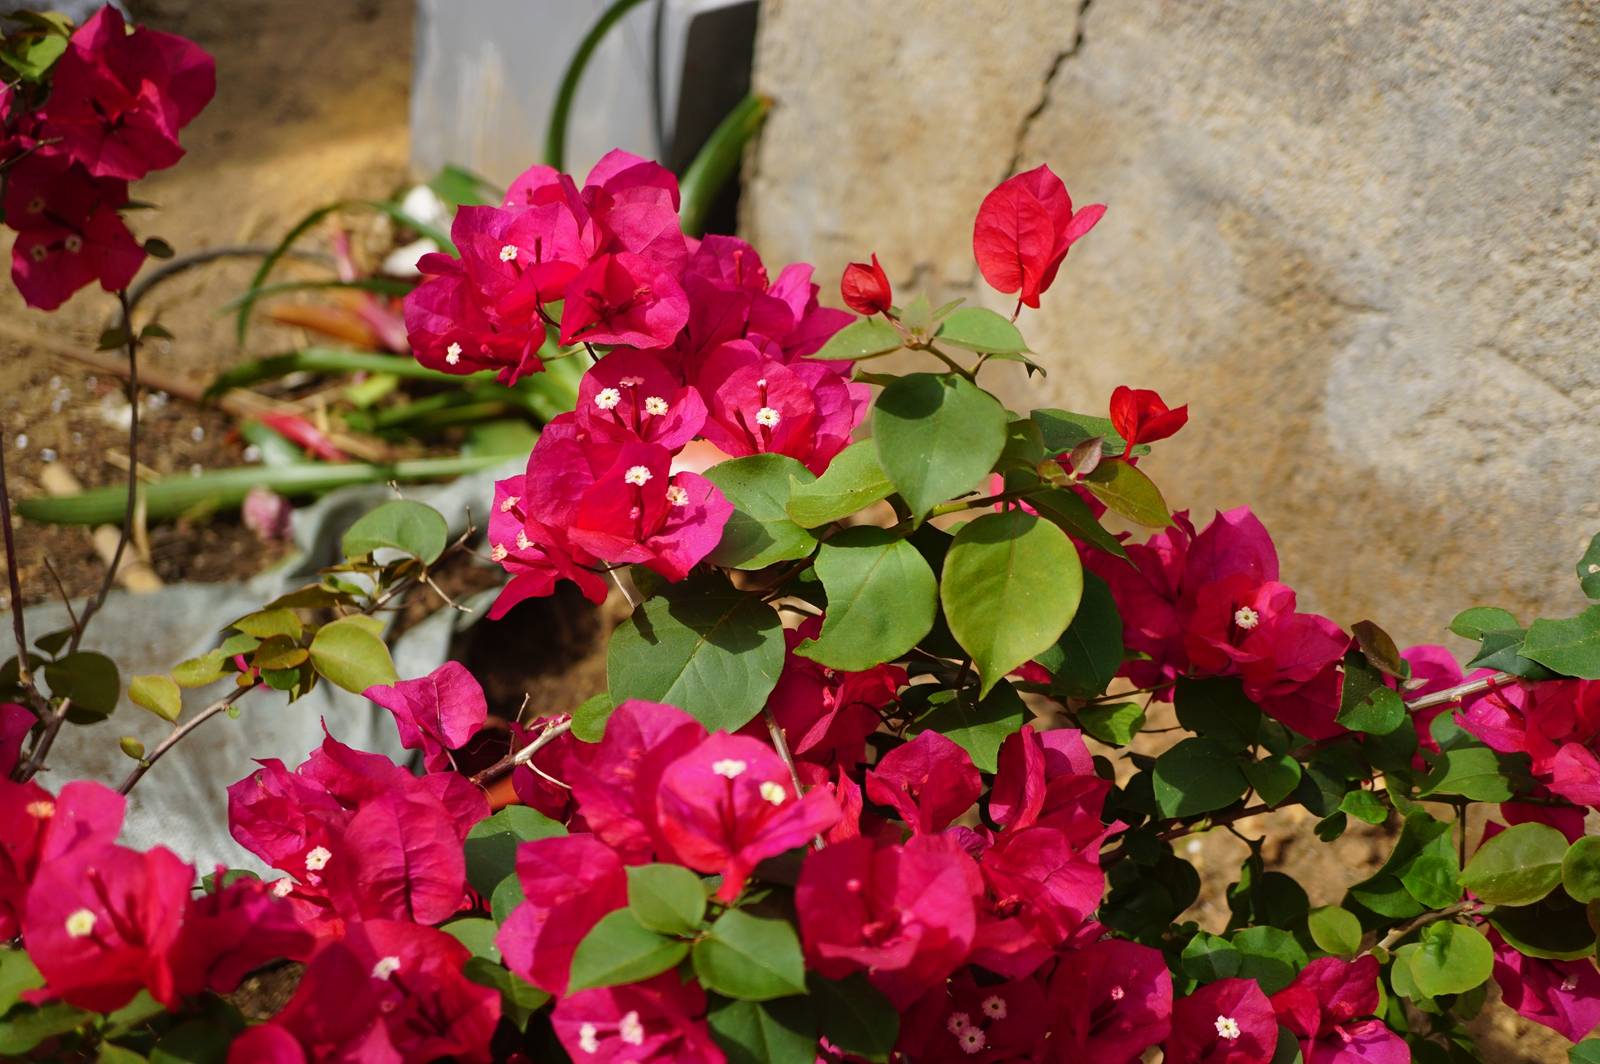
left=1244, top=755, right=1302, bottom=808
left=1420, top=745, right=1516, bottom=802
left=1580, top=533, right=1600, bottom=599
left=796, top=526, right=936, bottom=672
left=1339, top=788, right=1389, bottom=825
left=1336, top=652, right=1407, bottom=735
left=0, top=1002, right=89, bottom=1055
left=1350, top=810, right=1459, bottom=917
left=785, top=440, right=892, bottom=527
left=341, top=499, right=449, bottom=564
left=1351, top=620, right=1407, bottom=679
left=1037, top=572, right=1122, bottom=698
left=568, top=909, right=688, bottom=992
left=1489, top=892, right=1597, bottom=960
left=1026, top=486, right=1128, bottom=559
left=43, top=651, right=120, bottom=723
left=490, top=872, right=525, bottom=926
left=1174, top=676, right=1261, bottom=752
left=692, top=909, right=807, bottom=1001
left=1523, top=606, right=1600, bottom=679
left=1078, top=701, right=1145, bottom=746
left=199, top=868, right=259, bottom=894
left=143, top=237, right=176, bottom=260
left=307, top=616, right=397, bottom=694
left=0, top=32, right=66, bottom=79
left=32, top=628, right=72, bottom=657
left=1562, top=835, right=1600, bottom=904
left=941, top=510, right=1083, bottom=695
left=1152, top=738, right=1249, bottom=817
left=913, top=681, right=1028, bottom=773
left=1467, top=628, right=1558, bottom=680
left=627, top=864, right=707, bottom=936
left=608, top=572, right=786, bottom=732
left=1460, top=822, right=1566, bottom=906
left=872, top=373, right=1007, bottom=517
left=807, top=973, right=898, bottom=1062
left=1230, top=926, right=1308, bottom=994
left=934, top=307, right=1029, bottom=355
left=1083, top=459, right=1172, bottom=527
left=571, top=692, right=615, bottom=743
left=1573, top=1040, right=1600, bottom=1064
left=809, top=317, right=903, bottom=361
left=1030, top=408, right=1141, bottom=457
left=0, top=949, right=42, bottom=1015
left=704, top=455, right=818, bottom=570
left=464, top=806, right=566, bottom=896
left=706, top=996, right=817, bottom=1064
left=1307, top=905, right=1363, bottom=956
left=1181, top=931, right=1242, bottom=982
left=1449, top=606, right=1520, bottom=640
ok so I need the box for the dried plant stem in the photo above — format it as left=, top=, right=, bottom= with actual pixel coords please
left=117, top=685, right=252, bottom=795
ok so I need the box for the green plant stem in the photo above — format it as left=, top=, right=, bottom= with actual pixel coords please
left=1369, top=901, right=1479, bottom=955
left=678, top=93, right=772, bottom=237
left=544, top=0, right=650, bottom=171
left=921, top=342, right=976, bottom=382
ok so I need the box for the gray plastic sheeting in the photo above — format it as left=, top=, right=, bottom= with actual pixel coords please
left=18, top=460, right=518, bottom=873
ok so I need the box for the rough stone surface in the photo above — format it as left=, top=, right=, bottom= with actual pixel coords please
left=745, top=0, right=1600, bottom=652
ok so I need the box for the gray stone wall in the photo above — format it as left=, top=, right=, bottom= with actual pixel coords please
left=743, top=0, right=1600, bottom=649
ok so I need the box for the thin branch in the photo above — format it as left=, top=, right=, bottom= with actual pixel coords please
left=764, top=705, right=823, bottom=851
left=469, top=717, right=573, bottom=788
left=117, top=685, right=251, bottom=795
left=1404, top=671, right=1514, bottom=712
left=0, top=429, right=32, bottom=696
left=1370, top=901, right=1478, bottom=954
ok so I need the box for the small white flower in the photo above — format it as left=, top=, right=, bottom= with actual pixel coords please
left=755, top=406, right=781, bottom=428
left=624, top=465, right=653, bottom=486
left=755, top=378, right=767, bottom=388
left=618, top=1010, right=645, bottom=1046
left=490, top=543, right=509, bottom=562
left=371, top=955, right=401, bottom=980
left=271, top=879, right=294, bottom=898
left=1109, top=985, right=1125, bottom=1001
left=711, top=758, right=748, bottom=779
left=946, top=1012, right=971, bottom=1034
left=578, top=1023, right=601, bottom=1053
left=666, top=485, right=690, bottom=507
left=759, top=781, right=787, bottom=806
left=516, top=530, right=533, bottom=551
left=304, top=846, right=332, bottom=871
left=643, top=396, right=669, bottom=416
left=981, top=994, right=1007, bottom=1019
left=63, top=234, right=83, bottom=253
left=594, top=387, right=623, bottom=410
left=1215, top=1015, right=1241, bottom=1040
left=500, top=494, right=520, bottom=512
left=65, top=909, right=96, bottom=938
left=1233, top=606, right=1260, bottom=630
left=445, top=342, right=462, bottom=365
left=957, top=1027, right=987, bottom=1054
left=619, top=375, right=645, bottom=388
left=499, top=243, right=519, bottom=262
left=26, top=800, right=54, bottom=819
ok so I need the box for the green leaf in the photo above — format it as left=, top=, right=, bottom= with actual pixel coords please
left=807, top=973, right=898, bottom=1062
left=1573, top=1041, right=1600, bottom=1064
left=490, top=872, right=525, bottom=926
left=568, top=909, right=689, bottom=992
left=1466, top=627, right=1557, bottom=680
left=706, top=996, right=817, bottom=1064
left=43, top=651, right=120, bottom=723
left=1404, top=922, right=1493, bottom=997
left=785, top=440, right=891, bottom=527
left=200, top=869, right=259, bottom=894
left=1523, top=606, right=1600, bottom=679
left=128, top=674, right=182, bottom=723
left=795, top=526, right=936, bottom=671
left=307, top=616, right=397, bottom=694
left=0, top=1002, right=90, bottom=1055
left=1449, top=606, right=1520, bottom=640
left=1026, top=486, right=1129, bottom=559
left=1350, top=810, right=1459, bottom=917
left=1563, top=835, right=1600, bottom=904
left=1030, top=408, right=1140, bottom=457
left=1174, top=676, right=1261, bottom=752
left=1489, top=892, right=1598, bottom=960
left=1420, top=745, right=1516, bottom=802
left=608, top=572, right=786, bottom=732
left=941, top=510, right=1083, bottom=695
left=0, top=32, right=67, bottom=79
left=231, top=608, right=303, bottom=640
left=464, top=806, right=566, bottom=896
left=1580, top=533, right=1600, bottom=599
left=1078, top=701, right=1145, bottom=746
left=872, top=373, right=1007, bottom=518
left=171, top=650, right=227, bottom=688
left=1244, top=754, right=1303, bottom=808
left=443, top=917, right=503, bottom=962
left=1152, top=737, right=1249, bottom=817
left=1307, top=905, right=1363, bottom=956
left=1339, top=788, right=1389, bottom=825
left=571, top=691, right=615, bottom=742
left=0, top=949, right=43, bottom=1015
left=934, top=307, right=1029, bottom=355
left=809, top=317, right=903, bottom=361
left=628, top=864, right=707, bottom=936
left=692, top=909, right=807, bottom=1001
left=341, top=499, right=449, bottom=564
left=1335, top=652, right=1407, bottom=735
left=703, top=455, right=819, bottom=570
left=1460, top=821, right=1566, bottom=906
left=1181, top=931, right=1242, bottom=982
left=914, top=681, right=1028, bottom=773
left=1083, top=459, right=1172, bottom=527
left=1037, top=572, right=1122, bottom=698
left=1230, top=926, right=1308, bottom=995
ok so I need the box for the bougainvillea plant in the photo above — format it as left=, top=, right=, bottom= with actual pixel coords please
left=7, top=11, right=1600, bottom=1064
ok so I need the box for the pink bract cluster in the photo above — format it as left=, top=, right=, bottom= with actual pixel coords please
left=1, top=8, right=214, bottom=309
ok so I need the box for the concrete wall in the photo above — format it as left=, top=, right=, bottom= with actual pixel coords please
left=743, top=0, right=1600, bottom=648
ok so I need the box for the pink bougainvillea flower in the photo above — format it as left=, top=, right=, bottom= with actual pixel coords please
left=655, top=733, right=840, bottom=901
left=497, top=834, right=627, bottom=995
left=1489, top=929, right=1600, bottom=1043
left=485, top=473, right=610, bottom=617
left=1183, top=507, right=1281, bottom=597
left=977, top=813, right=1113, bottom=948
left=23, top=843, right=193, bottom=1012
left=1460, top=679, right=1600, bottom=808
left=559, top=251, right=690, bottom=350
left=1082, top=513, right=1196, bottom=690
left=364, top=660, right=489, bottom=773
left=695, top=340, right=869, bottom=474
left=0, top=702, right=34, bottom=778
left=0, top=779, right=125, bottom=940
left=1271, top=955, right=1408, bottom=1064
left=973, top=163, right=1105, bottom=310
left=864, top=730, right=983, bottom=835
left=575, top=348, right=707, bottom=450
left=168, top=873, right=315, bottom=999
left=264, top=919, right=500, bottom=1064
left=509, top=719, right=583, bottom=824
left=796, top=834, right=982, bottom=1008
left=4, top=152, right=144, bottom=311
left=1110, top=386, right=1189, bottom=458
left=42, top=6, right=215, bottom=181
left=566, top=699, right=707, bottom=862
left=899, top=967, right=1051, bottom=1062
left=840, top=253, right=893, bottom=315
left=323, top=788, right=471, bottom=925
left=551, top=971, right=726, bottom=1063
left=1165, top=977, right=1279, bottom=1064
left=1048, top=937, right=1174, bottom=1063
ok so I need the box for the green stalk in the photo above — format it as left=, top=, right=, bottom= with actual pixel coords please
left=544, top=0, right=651, bottom=171
left=16, top=454, right=521, bottom=527
left=678, top=93, right=772, bottom=238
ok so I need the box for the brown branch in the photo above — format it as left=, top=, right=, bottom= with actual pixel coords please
left=0, top=429, right=33, bottom=700
left=117, top=685, right=251, bottom=795
left=1370, top=901, right=1479, bottom=955
left=470, top=717, right=573, bottom=788
left=1404, top=672, right=1514, bottom=712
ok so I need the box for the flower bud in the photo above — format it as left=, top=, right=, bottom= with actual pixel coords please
left=840, top=253, right=893, bottom=316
